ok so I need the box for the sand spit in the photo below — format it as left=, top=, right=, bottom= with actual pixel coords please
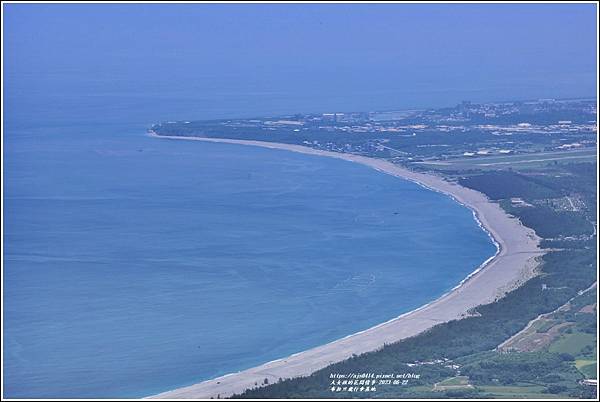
left=147, top=134, right=545, bottom=399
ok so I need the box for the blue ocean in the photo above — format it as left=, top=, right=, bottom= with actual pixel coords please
left=5, top=2, right=596, bottom=398
left=3, top=88, right=497, bottom=398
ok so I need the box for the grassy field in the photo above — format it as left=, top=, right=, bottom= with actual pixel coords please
left=575, top=361, right=598, bottom=380
left=499, top=319, right=573, bottom=353
left=477, top=384, right=563, bottom=399
left=549, top=332, right=596, bottom=356
left=547, top=330, right=597, bottom=380
left=436, top=376, right=470, bottom=386
left=432, top=376, right=473, bottom=392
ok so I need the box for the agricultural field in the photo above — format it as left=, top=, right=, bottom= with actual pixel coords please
left=498, top=319, right=573, bottom=353
left=575, top=360, right=597, bottom=379
left=549, top=332, right=597, bottom=356
left=476, top=384, right=563, bottom=399
left=433, top=376, right=473, bottom=392
left=549, top=331, right=597, bottom=380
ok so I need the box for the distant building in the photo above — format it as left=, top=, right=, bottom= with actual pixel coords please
left=458, top=100, right=472, bottom=114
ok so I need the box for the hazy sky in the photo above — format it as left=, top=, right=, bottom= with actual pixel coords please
left=3, top=3, right=598, bottom=115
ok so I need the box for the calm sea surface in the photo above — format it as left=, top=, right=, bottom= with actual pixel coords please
left=3, top=88, right=497, bottom=398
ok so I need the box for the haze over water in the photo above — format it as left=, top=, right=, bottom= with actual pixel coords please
left=3, top=3, right=596, bottom=399
left=4, top=3, right=597, bottom=119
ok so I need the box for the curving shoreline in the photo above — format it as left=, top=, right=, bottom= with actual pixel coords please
left=146, top=133, right=546, bottom=399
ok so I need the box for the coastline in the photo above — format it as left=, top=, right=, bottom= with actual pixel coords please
left=146, top=133, right=546, bottom=399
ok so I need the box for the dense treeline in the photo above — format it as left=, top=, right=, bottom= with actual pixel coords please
left=460, top=351, right=580, bottom=386
left=460, top=164, right=596, bottom=238
left=459, top=172, right=560, bottom=201
left=508, top=206, right=593, bottom=238
left=540, top=238, right=597, bottom=249
left=459, top=163, right=596, bottom=203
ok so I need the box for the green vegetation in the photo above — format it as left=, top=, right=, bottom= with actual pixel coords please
left=477, top=384, right=547, bottom=394
left=434, top=376, right=472, bottom=391
left=460, top=352, right=580, bottom=386
left=436, top=376, right=470, bottom=386
left=576, top=361, right=597, bottom=379
left=459, top=171, right=560, bottom=201
left=506, top=206, right=593, bottom=238
left=459, top=163, right=596, bottom=239
left=543, top=302, right=597, bottom=382
left=550, top=333, right=596, bottom=356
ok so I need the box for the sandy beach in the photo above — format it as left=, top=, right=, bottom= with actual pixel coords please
left=147, top=134, right=545, bottom=399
